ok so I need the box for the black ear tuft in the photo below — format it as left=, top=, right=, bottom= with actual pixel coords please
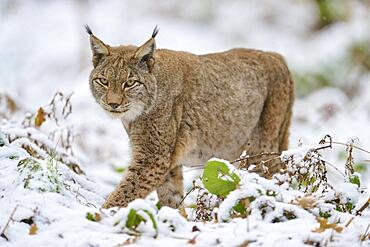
left=85, top=24, right=93, bottom=35
left=151, top=25, right=159, bottom=38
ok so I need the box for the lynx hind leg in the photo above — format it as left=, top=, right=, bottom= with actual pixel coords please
left=157, top=166, right=184, bottom=208
left=257, top=75, right=294, bottom=175
left=279, top=76, right=294, bottom=152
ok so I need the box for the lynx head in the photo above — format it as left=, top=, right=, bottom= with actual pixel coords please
left=86, top=25, right=159, bottom=122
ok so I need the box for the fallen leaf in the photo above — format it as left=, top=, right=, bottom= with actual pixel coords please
left=4, top=94, right=18, bottom=113
left=188, top=237, right=196, bottom=245
left=294, top=195, right=317, bottom=209
left=239, top=240, right=253, bottom=247
left=121, top=236, right=138, bottom=246
left=34, top=107, right=46, bottom=127
left=178, top=207, right=188, bottom=219
left=94, top=212, right=102, bottom=222
left=312, top=217, right=343, bottom=233
left=29, top=223, right=38, bottom=235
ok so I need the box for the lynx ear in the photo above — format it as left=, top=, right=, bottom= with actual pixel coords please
left=133, top=26, right=159, bottom=72
left=85, top=25, right=110, bottom=67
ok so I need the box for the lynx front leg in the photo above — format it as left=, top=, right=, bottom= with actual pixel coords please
left=157, top=166, right=183, bottom=208
left=102, top=160, right=170, bottom=208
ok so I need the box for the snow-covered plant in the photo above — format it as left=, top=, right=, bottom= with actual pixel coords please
left=17, top=157, right=63, bottom=193
left=87, top=199, right=192, bottom=238
left=280, top=144, right=330, bottom=193
left=1, top=92, right=83, bottom=175
left=1, top=92, right=369, bottom=246
left=192, top=140, right=368, bottom=224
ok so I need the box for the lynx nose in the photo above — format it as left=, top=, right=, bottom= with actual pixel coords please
left=108, top=103, right=119, bottom=109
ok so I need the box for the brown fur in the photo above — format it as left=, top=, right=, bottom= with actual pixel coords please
left=87, top=27, right=295, bottom=208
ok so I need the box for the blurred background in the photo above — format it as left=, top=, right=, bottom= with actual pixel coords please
left=0, top=0, right=370, bottom=184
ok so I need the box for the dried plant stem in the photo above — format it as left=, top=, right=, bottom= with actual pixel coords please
left=0, top=205, right=18, bottom=241
left=185, top=166, right=206, bottom=172
left=320, top=159, right=346, bottom=177
left=361, top=224, right=370, bottom=242
left=313, top=144, right=332, bottom=152
left=324, top=141, right=370, bottom=155
left=345, top=198, right=370, bottom=228
left=356, top=198, right=370, bottom=216
left=345, top=217, right=355, bottom=228
left=178, top=186, right=199, bottom=208
left=231, top=152, right=280, bottom=164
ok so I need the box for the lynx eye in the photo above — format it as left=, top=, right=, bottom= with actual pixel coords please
left=93, top=78, right=108, bottom=87
left=124, top=80, right=140, bottom=89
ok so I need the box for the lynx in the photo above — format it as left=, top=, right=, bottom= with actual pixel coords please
left=86, top=26, right=294, bottom=209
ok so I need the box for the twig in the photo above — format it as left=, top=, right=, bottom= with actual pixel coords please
left=231, top=152, right=280, bottom=164
left=345, top=217, right=355, bottom=228
left=177, top=185, right=199, bottom=208
left=261, top=156, right=281, bottom=165
left=356, top=198, right=370, bottom=216
left=361, top=224, right=370, bottom=242
left=323, top=141, right=370, bottom=155
left=320, top=159, right=346, bottom=178
left=184, top=167, right=205, bottom=172
left=345, top=198, right=370, bottom=229
left=313, top=144, right=332, bottom=152
left=0, top=205, right=18, bottom=241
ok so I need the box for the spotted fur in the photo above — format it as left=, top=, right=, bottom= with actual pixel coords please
left=87, top=26, right=295, bottom=208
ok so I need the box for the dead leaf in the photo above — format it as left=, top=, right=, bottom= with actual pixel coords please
left=34, top=107, right=46, bottom=127
left=29, top=223, right=38, bottom=235
left=121, top=236, right=138, bottom=246
left=67, top=162, right=85, bottom=175
left=178, top=207, right=188, bottom=219
left=239, top=240, right=254, bottom=247
left=312, top=217, right=343, bottom=233
left=21, top=144, right=40, bottom=158
left=94, top=212, right=102, bottom=222
left=187, top=237, right=196, bottom=245
left=294, top=195, right=317, bottom=210
left=4, top=94, right=18, bottom=113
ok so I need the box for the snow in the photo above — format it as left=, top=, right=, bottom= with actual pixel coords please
left=0, top=131, right=369, bottom=245
left=335, top=182, right=360, bottom=205
left=1, top=0, right=370, bottom=246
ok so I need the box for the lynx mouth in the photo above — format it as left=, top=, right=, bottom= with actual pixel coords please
left=105, top=110, right=125, bottom=118
left=109, top=110, right=124, bottom=113
left=105, top=106, right=129, bottom=114
left=107, top=109, right=128, bottom=115
left=104, top=103, right=143, bottom=121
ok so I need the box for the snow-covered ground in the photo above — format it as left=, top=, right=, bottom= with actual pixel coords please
left=1, top=1, right=370, bottom=246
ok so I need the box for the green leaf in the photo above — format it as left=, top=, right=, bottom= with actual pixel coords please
left=143, top=209, right=158, bottom=237
left=335, top=205, right=343, bottom=212
left=114, top=166, right=125, bottom=174
left=126, top=209, right=145, bottom=230
left=345, top=202, right=354, bottom=212
left=233, top=201, right=246, bottom=214
left=354, top=163, right=367, bottom=173
left=349, top=174, right=361, bottom=187
left=86, top=212, right=95, bottom=222
left=201, top=160, right=240, bottom=197
left=17, top=158, right=41, bottom=171
left=319, top=210, right=331, bottom=219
